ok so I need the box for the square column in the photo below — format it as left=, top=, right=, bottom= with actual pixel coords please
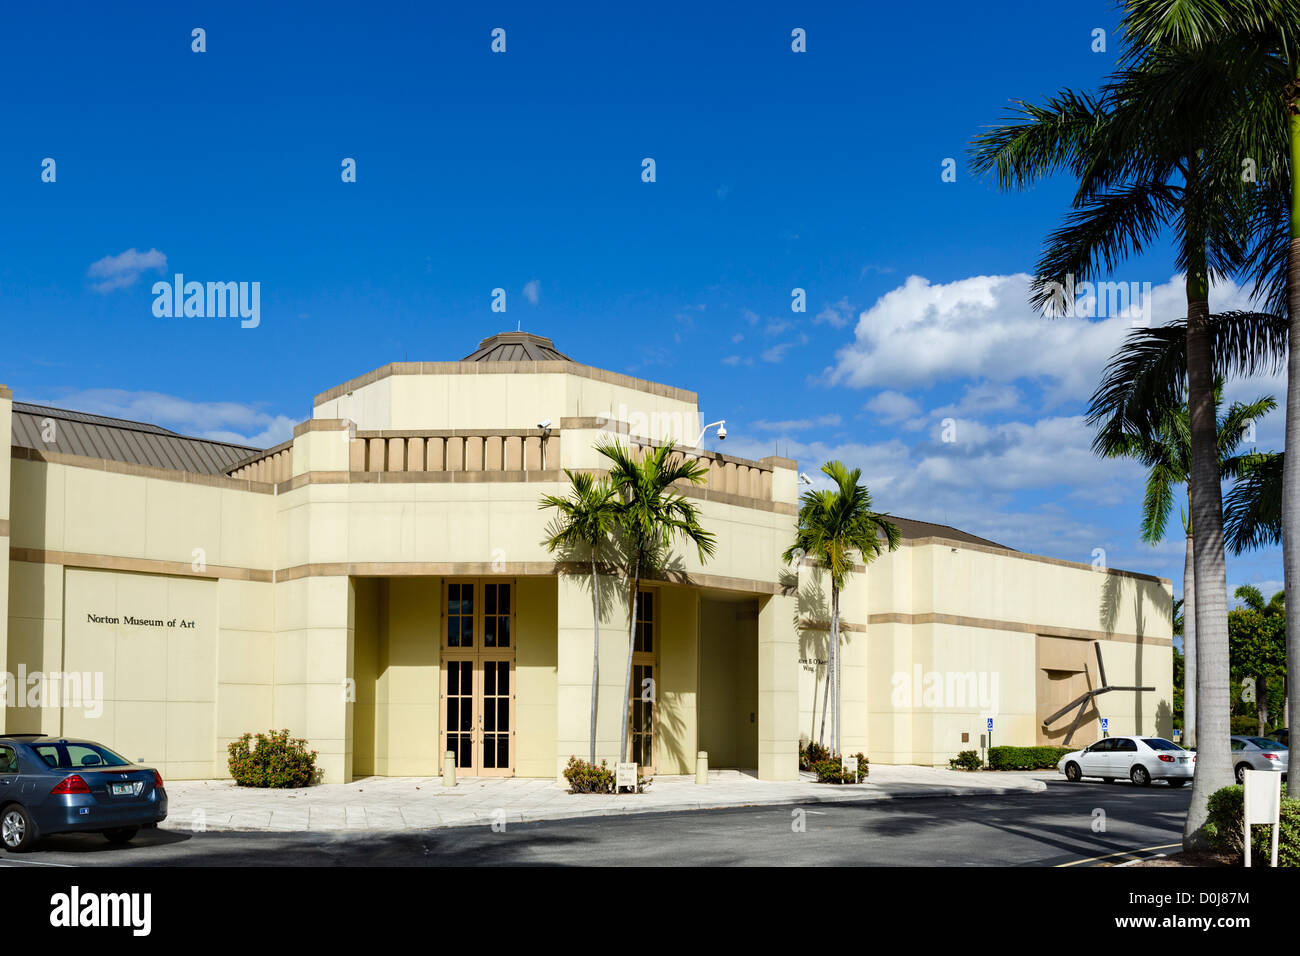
left=757, top=592, right=798, bottom=780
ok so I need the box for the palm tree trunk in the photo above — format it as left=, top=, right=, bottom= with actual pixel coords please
left=619, top=556, right=641, bottom=766
left=1183, top=532, right=1196, bottom=748
left=1257, top=674, right=1268, bottom=736
left=818, top=651, right=830, bottom=747
left=1182, top=245, right=1235, bottom=849
left=832, top=583, right=841, bottom=755
left=589, top=555, right=601, bottom=765
left=1285, top=68, right=1300, bottom=776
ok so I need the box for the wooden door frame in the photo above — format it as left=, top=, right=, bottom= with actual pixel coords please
left=628, top=585, right=660, bottom=773
left=439, top=577, right=517, bottom=777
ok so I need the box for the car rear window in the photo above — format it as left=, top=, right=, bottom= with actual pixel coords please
left=1250, top=737, right=1287, bottom=750
left=32, top=742, right=132, bottom=769
left=1142, top=738, right=1183, bottom=751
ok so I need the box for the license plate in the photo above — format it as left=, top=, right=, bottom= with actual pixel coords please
left=1178, top=757, right=1189, bottom=763
left=110, top=782, right=139, bottom=796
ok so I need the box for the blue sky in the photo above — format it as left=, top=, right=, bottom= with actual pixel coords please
left=1, top=1, right=1286, bottom=610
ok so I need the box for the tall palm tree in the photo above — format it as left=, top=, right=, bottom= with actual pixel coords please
left=597, top=440, right=716, bottom=767
left=539, top=470, right=620, bottom=764
left=783, top=462, right=900, bottom=755
left=973, top=34, right=1268, bottom=848
left=1119, top=0, right=1300, bottom=831
left=1093, top=375, right=1277, bottom=746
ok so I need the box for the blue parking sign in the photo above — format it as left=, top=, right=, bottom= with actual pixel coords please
left=1101, top=718, right=1109, bottom=731
left=986, top=717, right=993, bottom=731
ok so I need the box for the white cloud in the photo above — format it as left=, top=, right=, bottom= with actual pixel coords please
left=29, top=388, right=294, bottom=447
left=523, top=279, right=540, bottom=305
left=86, top=248, right=167, bottom=293
left=815, top=297, right=855, bottom=328
left=827, top=273, right=1259, bottom=402
left=762, top=334, right=809, bottom=363
left=865, top=390, right=922, bottom=425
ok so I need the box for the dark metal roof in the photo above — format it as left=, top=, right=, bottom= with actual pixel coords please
left=461, top=331, right=573, bottom=363
left=889, top=515, right=1014, bottom=551
left=10, top=401, right=260, bottom=475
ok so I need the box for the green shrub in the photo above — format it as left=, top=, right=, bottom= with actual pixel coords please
left=563, top=756, right=617, bottom=793
left=949, top=749, right=983, bottom=771
left=1231, top=715, right=1263, bottom=735
left=811, top=752, right=869, bottom=784
left=986, top=745, right=1072, bottom=771
left=227, top=729, right=317, bottom=788
left=1205, top=783, right=1299, bottom=865
left=800, top=741, right=831, bottom=771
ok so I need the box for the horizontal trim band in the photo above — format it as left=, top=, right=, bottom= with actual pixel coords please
left=865, top=611, right=1171, bottom=647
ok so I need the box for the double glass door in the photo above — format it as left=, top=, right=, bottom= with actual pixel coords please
left=441, top=579, right=515, bottom=776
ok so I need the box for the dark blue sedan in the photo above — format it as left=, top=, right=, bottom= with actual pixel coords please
left=0, top=735, right=167, bottom=852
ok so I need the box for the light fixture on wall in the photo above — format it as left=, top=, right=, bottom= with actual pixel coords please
left=693, top=419, right=726, bottom=445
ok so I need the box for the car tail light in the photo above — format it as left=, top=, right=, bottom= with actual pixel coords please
left=153, top=771, right=165, bottom=790
left=1263, top=753, right=1280, bottom=761
left=51, top=774, right=91, bottom=795
left=1158, top=754, right=1175, bottom=763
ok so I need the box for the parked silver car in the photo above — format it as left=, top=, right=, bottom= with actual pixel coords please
left=1230, top=736, right=1288, bottom=783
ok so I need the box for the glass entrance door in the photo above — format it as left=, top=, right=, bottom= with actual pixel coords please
left=440, top=579, right=516, bottom=777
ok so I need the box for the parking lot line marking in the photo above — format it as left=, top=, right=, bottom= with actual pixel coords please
left=0, top=858, right=73, bottom=867
left=1056, top=842, right=1182, bottom=867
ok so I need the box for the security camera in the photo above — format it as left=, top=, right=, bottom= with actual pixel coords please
left=798, top=472, right=813, bottom=485
left=716, top=423, right=726, bottom=440
left=537, top=419, right=551, bottom=430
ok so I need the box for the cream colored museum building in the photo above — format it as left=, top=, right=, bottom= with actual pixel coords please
left=0, top=332, right=1174, bottom=783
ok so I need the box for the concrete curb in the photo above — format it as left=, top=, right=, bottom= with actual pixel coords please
left=163, top=778, right=1046, bottom=834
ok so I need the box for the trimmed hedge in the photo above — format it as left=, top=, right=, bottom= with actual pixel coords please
left=227, top=729, right=317, bottom=788
left=987, top=745, right=1072, bottom=771
left=1205, top=784, right=1299, bottom=866
left=811, top=752, right=869, bottom=784
left=949, top=749, right=983, bottom=771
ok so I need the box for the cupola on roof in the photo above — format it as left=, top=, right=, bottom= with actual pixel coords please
left=461, top=331, right=573, bottom=363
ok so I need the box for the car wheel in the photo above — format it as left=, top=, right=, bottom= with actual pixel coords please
left=1, top=805, right=36, bottom=853
left=1167, top=779, right=1187, bottom=788
left=103, top=827, right=139, bottom=845
left=1130, top=765, right=1151, bottom=787
left=1065, top=762, right=1081, bottom=782
left=1235, top=763, right=1249, bottom=784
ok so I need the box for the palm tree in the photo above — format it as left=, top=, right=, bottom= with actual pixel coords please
left=1231, top=584, right=1286, bottom=732
left=1224, top=451, right=1283, bottom=554
left=972, top=34, right=1269, bottom=849
left=783, top=462, right=900, bottom=755
left=1119, top=0, right=1300, bottom=833
left=1093, top=375, right=1277, bottom=747
left=597, top=440, right=716, bottom=767
left=539, top=470, right=620, bottom=764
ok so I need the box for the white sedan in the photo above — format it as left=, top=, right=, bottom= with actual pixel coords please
left=1230, top=736, right=1288, bottom=783
left=1059, top=736, right=1194, bottom=787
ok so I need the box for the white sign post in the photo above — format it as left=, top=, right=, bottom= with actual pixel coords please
left=615, top=762, right=637, bottom=793
left=1243, top=769, right=1282, bottom=868
left=841, top=755, right=858, bottom=781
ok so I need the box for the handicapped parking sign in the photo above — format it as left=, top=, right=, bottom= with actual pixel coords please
left=1101, top=718, right=1109, bottom=735
left=987, top=718, right=993, bottom=731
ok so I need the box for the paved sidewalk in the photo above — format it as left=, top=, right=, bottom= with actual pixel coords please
left=160, top=766, right=1046, bottom=833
